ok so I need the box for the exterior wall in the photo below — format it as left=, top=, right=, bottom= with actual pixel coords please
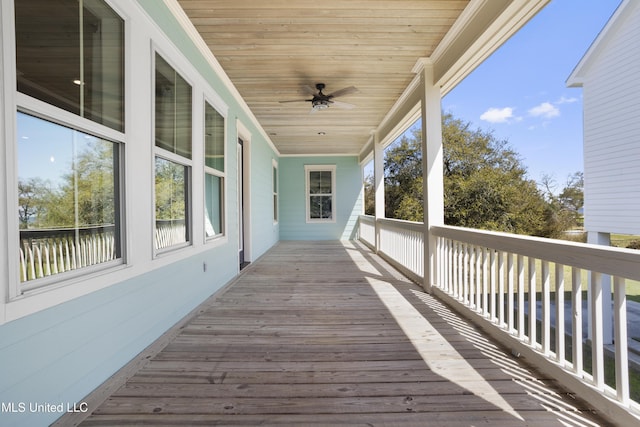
left=580, top=1, right=640, bottom=234
left=0, top=1, right=278, bottom=425
left=249, top=138, right=280, bottom=258
left=0, top=249, right=236, bottom=426
left=279, top=156, right=363, bottom=240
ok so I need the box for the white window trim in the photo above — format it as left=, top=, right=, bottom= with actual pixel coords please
left=272, top=159, right=278, bottom=225
left=203, top=97, right=227, bottom=243
left=305, top=164, right=337, bottom=224
left=0, top=0, right=238, bottom=324
left=9, top=3, right=128, bottom=297
left=15, top=110, right=126, bottom=294
left=152, top=151, right=193, bottom=252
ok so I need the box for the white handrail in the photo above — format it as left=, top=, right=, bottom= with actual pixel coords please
left=358, top=215, right=376, bottom=250
left=358, top=215, right=640, bottom=422
left=360, top=215, right=424, bottom=283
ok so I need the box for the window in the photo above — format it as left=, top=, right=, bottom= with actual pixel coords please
left=305, top=165, right=336, bottom=222
left=272, top=160, right=278, bottom=223
left=15, top=0, right=125, bottom=132
left=15, top=0, right=124, bottom=287
left=204, top=102, right=225, bottom=239
left=154, top=54, right=192, bottom=251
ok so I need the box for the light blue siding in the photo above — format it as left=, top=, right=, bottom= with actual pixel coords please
left=0, top=247, right=236, bottom=426
left=139, top=0, right=280, bottom=259
left=250, top=142, right=280, bottom=257
left=279, top=156, right=363, bottom=240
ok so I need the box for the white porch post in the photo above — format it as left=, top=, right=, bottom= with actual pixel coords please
left=373, top=130, right=385, bottom=253
left=417, top=60, right=444, bottom=292
left=587, top=231, right=613, bottom=345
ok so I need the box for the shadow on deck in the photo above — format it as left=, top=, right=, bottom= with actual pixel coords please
left=57, top=241, right=610, bottom=426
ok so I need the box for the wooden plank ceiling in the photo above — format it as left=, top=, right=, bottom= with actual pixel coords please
left=176, top=0, right=470, bottom=156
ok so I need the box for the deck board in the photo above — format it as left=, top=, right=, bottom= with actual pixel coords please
left=66, top=241, right=610, bottom=426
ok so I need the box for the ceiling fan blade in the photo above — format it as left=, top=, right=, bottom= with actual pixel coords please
left=331, top=100, right=356, bottom=110
left=279, top=99, right=310, bottom=103
left=302, top=85, right=318, bottom=96
left=328, top=86, right=358, bottom=98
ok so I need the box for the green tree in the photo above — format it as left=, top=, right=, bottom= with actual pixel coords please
left=20, top=139, right=116, bottom=229
left=18, top=177, right=53, bottom=229
left=558, top=171, right=584, bottom=214
left=442, top=115, right=548, bottom=235
left=47, top=140, right=116, bottom=227
left=155, top=157, right=186, bottom=221
left=383, top=113, right=554, bottom=237
left=539, top=171, right=584, bottom=237
left=364, top=173, right=375, bottom=215
left=384, top=128, right=423, bottom=221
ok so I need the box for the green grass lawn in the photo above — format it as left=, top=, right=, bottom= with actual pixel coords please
left=522, top=313, right=640, bottom=403
left=519, top=259, right=640, bottom=303
left=610, top=234, right=640, bottom=302
left=611, top=234, right=640, bottom=249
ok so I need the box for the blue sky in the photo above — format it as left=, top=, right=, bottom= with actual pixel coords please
left=442, top=0, right=622, bottom=188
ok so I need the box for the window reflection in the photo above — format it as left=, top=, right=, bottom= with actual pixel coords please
left=205, top=104, right=224, bottom=172
left=205, top=174, right=223, bottom=238
left=15, top=0, right=125, bottom=132
left=155, top=54, right=192, bottom=159
left=155, top=157, right=189, bottom=249
left=17, top=113, right=121, bottom=282
left=204, top=102, right=224, bottom=240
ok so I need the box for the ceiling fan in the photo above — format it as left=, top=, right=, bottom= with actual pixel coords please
left=279, top=83, right=358, bottom=113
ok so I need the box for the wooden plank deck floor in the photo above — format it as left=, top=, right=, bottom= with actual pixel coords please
left=62, top=241, right=610, bottom=426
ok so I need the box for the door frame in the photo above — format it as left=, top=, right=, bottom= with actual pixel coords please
left=237, top=120, right=251, bottom=268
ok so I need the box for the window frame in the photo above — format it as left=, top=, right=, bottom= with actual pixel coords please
left=305, top=164, right=336, bottom=223
left=203, top=98, right=226, bottom=242
left=152, top=51, right=194, bottom=255
left=10, top=0, right=127, bottom=296
left=0, top=0, right=238, bottom=324
left=272, top=159, right=278, bottom=224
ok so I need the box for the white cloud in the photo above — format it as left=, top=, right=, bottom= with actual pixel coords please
left=556, top=96, right=578, bottom=104
left=480, top=107, right=514, bottom=123
left=528, top=102, right=560, bottom=118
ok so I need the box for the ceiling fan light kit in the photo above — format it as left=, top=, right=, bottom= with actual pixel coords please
left=279, top=83, right=358, bottom=113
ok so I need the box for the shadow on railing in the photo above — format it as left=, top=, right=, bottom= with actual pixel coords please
left=358, top=214, right=640, bottom=425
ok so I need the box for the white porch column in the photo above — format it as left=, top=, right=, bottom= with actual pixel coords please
left=417, top=60, right=444, bottom=292
left=373, top=131, right=385, bottom=252
left=587, top=231, right=613, bottom=345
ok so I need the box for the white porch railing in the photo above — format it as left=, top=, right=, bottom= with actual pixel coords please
left=358, top=214, right=640, bottom=423
left=19, top=226, right=117, bottom=283
left=357, top=215, right=376, bottom=251
left=359, top=216, right=424, bottom=284
left=19, top=219, right=187, bottom=284
left=155, top=220, right=187, bottom=250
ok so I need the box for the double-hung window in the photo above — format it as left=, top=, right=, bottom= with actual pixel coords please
left=15, top=0, right=125, bottom=287
left=305, top=165, right=336, bottom=222
left=154, top=53, right=192, bottom=251
left=204, top=102, right=225, bottom=239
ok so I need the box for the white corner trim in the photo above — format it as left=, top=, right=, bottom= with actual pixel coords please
left=566, top=0, right=632, bottom=87
left=0, top=0, right=15, bottom=324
